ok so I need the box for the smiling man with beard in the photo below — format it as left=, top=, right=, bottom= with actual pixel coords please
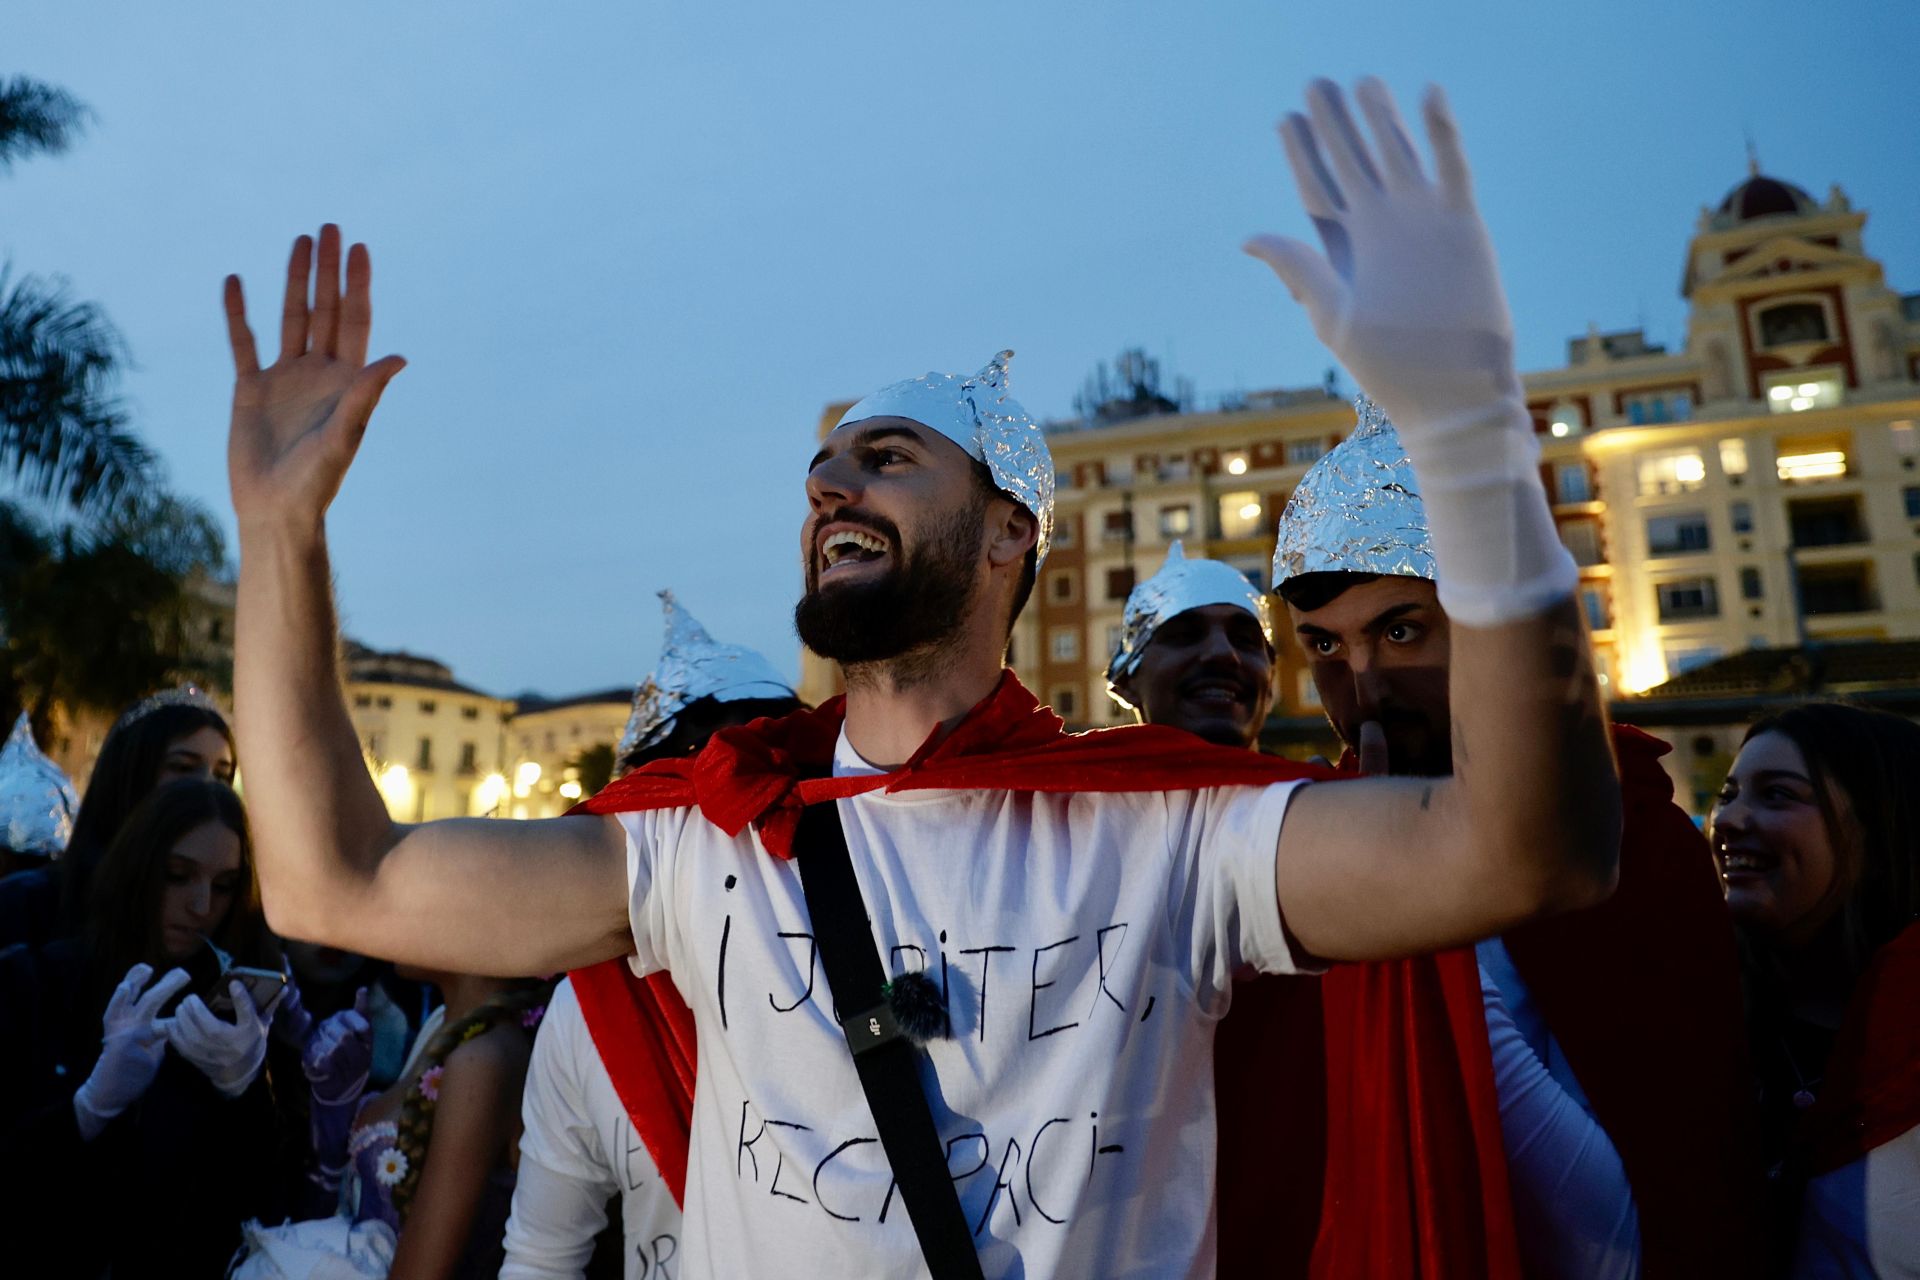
left=1105, top=543, right=1277, bottom=749
left=223, top=78, right=1627, bottom=1277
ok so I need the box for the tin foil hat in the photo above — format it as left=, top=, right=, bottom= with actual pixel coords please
left=1107, top=542, right=1275, bottom=710
left=835, top=349, right=1056, bottom=565
left=617, top=591, right=796, bottom=758
left=0, top=712, right=79, bottom=858
left=1272, top=396, right=1435, bottom=590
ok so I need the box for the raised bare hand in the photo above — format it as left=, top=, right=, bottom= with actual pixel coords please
left=225, top=224, right=406, bottom=534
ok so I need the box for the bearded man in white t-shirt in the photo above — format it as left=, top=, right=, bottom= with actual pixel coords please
left=221, top=78, right=1623, bottom=1278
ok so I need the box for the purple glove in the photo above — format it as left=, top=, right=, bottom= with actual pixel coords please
left=272, top=977, right=314, bottom=1051
left=302, top=988, right=373, bottom=1102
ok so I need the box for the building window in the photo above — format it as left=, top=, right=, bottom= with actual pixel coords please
left=376, top=695, right=392, bottom=709
left=416, top=737, right=434, bottom=771
left=1656, top=577, right=1720, bottom=622
left=1719, top=439, right=1749, bottom=479
left=1101, top=510, right=1133, bottom=543
left=1798, top=563, right=1876, bottom=615
left=458, top=741, right=478, bottom=775
left=1636, top=449, right=1706, bottom=496
left=1158, top=505, right=1193, bottom=539
left=1579, top=585, right=1611, bottom=632
left=1552, top=462, right=1591, bottom=505
left=1218, top=491, right=1264, bottom=539
left=1049, top=629, right=1080, bottom=662
left=1224, top=452, right=1250, bottom=477
left=1646, top=511, right=1711, bottom=555
left=1048, top=570, right=1077, bottom=603
left=1893, top=422, right=1917, bottom=462
left=1559, top=519, right=1603, bottom=567
left=1788, top=495, right=1867, bottom=547
left=1904, top=486, right=1920, bottom=519
left=1623, top=390, right=1692, bottom=426
left=1663, top=646, right=1723, bottom=678
left=461, top=705, right=479, bottom=721
left=1756, top=300, right=1831, bottom=348
left=1740, top=567, right=1764, bottom=600
left=1297, top=671, right=1322, bottom=709
left=1285, top=438, right=1326, bottom=466
left=1730, top=501, right=1754, bottom=535
left=1052, top=687, right=1079, bottom=718
left=1106, top=567, right=1137, bottom=601
left=354, top=694, right=372, bottom=708
left=1104, top=624, right=1124, bottom=658
left=419, top=699, right=437, bottom=715
left=1765, top=369, right=1843, bottom=415
left=1052, top=519, right=1076, bottom=549
left=1106, top=458, right=1134, bottom=486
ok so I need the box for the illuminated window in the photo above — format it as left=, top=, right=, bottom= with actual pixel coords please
left=1218, top=491, right=1264, bottom=539
left=1049, top=629, right=1080, bottom=662
left=1775, top=432, right=1851, bottom=482
left=1647, top=512, right=1711, bottom=555
left=1719, top=439, right=1749, bottom=478
left=1547, top=400, right=1587, bottom=436
left=1159, top=504, right=1193, bottom=538
left=1224, top=453, right=1249, bottom=476
left=1893, top=421, right=1917, bottom=460
left=1637, top=449, right=1707, bottom=496
left=1764, top=369, right=1843, bottom=415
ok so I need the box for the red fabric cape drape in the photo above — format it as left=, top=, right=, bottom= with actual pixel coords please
left=565, top=673, right=1519, bottom=1276
left=1800, top=920, right=1920, bottom=1175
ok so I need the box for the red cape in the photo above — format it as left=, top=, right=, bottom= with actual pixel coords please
left=567, top=673, right=1519, bottom=1277
left=1800, top=920, right=1920, bottom=1174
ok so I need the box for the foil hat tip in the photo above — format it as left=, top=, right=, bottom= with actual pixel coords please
left=616, top=590, right=796, bottom=760
left=1271, top=394, right=1435, bottom=591
left=0, top=712, right=78, bottom=858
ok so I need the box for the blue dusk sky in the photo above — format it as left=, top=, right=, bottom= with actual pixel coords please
left=8, top=1, right=1915, bottom=696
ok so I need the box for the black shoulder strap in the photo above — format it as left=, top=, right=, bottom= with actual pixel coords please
left=793, top=801, right=985, bottom=1280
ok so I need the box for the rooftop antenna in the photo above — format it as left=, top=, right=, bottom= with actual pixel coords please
left=1744, top=131, right=1761, bottom=178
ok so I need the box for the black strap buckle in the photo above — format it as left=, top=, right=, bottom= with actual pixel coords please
left=841, top=1001, right=905, bottom=1056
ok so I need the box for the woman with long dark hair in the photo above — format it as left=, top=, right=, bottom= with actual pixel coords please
left=0, top=776, right=289, bottom=1276
left=1711, top=702, right=1920, bottom=1274
left=0, top=687, right=235, bottom=951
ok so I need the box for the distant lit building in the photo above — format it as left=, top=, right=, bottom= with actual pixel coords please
left=344, top=641, right=513, bottom=822
left=504, top=688, right=630, bottom=819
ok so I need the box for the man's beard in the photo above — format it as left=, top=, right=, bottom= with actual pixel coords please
left=793, top=501, right=983, bottom=667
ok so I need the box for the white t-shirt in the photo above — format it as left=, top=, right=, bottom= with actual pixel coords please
left=619, top=728, right=1308, bottom=1278
left=503, top=978, right=684, bottom=1280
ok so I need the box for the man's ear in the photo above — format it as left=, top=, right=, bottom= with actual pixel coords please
left=986, top=497, right=1038, bottom=570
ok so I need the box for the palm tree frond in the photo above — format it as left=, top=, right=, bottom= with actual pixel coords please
left=0, top=77, right=91, bottom=172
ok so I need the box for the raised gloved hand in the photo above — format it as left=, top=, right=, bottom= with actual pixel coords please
left=1247, top=78, right=1575, bottom=627
left=74, top=963, right=190, bottom=1140
left=302, top=988, right=373, bottom=1103
left=164, top=982, right=271, bottom=1098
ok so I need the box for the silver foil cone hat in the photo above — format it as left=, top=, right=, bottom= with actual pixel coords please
left=0, top=712, right=78, bottom=858
left=1107, top=541, right=1275, bottom=710
left=1272, top=395, right=1435, bottom=590
left=836, top=350, right=1055, bottom=565
left=617, top=591, right=796, bottom=758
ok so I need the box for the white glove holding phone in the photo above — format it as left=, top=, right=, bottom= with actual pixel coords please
left=74, top=963, right=190, bottom=1140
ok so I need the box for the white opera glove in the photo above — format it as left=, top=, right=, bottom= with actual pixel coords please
left=1247, top=78, right=1576, bottom=626
left=164, top=982, right=271, bottom=1098
left=74, top=963, right=191, bottom=1140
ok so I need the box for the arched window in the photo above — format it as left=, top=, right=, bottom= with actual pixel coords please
left=1757, top=300, right=1831, bottom=347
